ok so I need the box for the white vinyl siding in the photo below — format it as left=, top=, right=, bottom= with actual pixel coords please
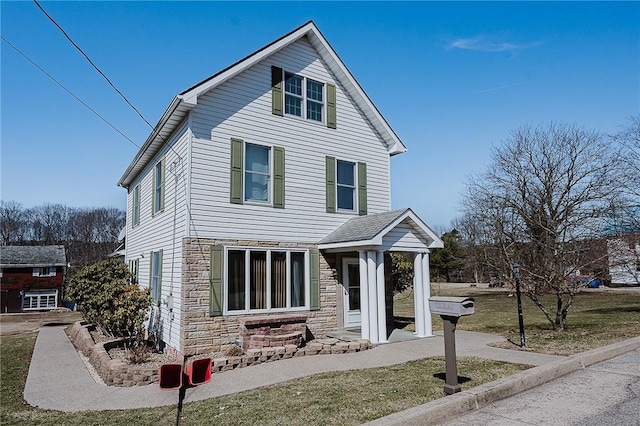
left=189, top=38, right=390, bottom=242
left=124, top=120, right=189, bottom=351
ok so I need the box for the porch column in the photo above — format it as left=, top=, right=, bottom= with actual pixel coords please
left=376, top=250, right=387, bottom=343
left=367, top=251, right=379, bottom=343
left=358, top=250, right=370, bottom=341
left=413, top=252, right=426, bottom=337
left=422, top=250, right=433, bottom=337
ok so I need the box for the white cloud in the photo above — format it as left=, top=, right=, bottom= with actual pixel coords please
left=448, top=36, right=541, bottom=52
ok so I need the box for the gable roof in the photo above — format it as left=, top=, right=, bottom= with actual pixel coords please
left=118, top=21, right=407, bottom=188
left=0, top=245, right=67, bottom=268
left=318, top=208, right=443, bottom=251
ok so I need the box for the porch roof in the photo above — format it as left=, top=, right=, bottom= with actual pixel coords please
left=318, top=208, right=443, bottom=252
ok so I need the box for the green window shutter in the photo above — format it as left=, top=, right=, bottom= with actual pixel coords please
left=271, top=66, right=283, bottom=116
left=326, top=83, right=336, bottom=129
left=309, top=249, right=320, bottom=311
left=210, top=245, right=223, bottom=317
left=358, top=162, right=367, bottom=216
left=160, top=157, right=166, bottom=211
left=230, top=138, right=244, bottom=204
left=273, top=146, right=285, bottom=208
left=325, top=156, right=336, bottom=213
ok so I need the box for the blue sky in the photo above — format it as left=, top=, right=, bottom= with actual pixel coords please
left=2, top=1, right=638, bottom=230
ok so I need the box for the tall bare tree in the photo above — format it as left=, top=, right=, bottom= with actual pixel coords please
left=0, top=200, right=27, bottom=244
left=462, top=123, right=620, bottom=330
left=610, top=115, right=640, bottom=232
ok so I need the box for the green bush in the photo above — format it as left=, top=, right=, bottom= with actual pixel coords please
left=66, top=259, right=152, bottom=338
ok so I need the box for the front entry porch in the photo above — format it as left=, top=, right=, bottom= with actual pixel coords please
left=319, top=208, right=444, bottom=344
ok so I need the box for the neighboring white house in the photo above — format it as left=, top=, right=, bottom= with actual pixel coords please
left=118, top=21, right=443, bottom=356
left=607, top=236, right=640, bottom=286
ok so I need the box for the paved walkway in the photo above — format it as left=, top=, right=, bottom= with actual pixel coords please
left=24, top=325, right=559, bottom=411
left=23, top=324, right=639, bottom=422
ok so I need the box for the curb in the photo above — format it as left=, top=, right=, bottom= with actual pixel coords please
left=364, top=336, right=640, bottom=425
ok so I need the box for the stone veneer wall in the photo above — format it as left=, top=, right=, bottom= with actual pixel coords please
left=181, top=238, right=338, bottom=356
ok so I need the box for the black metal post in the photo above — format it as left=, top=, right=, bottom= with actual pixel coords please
left=513, top=263, right=526, bottom=348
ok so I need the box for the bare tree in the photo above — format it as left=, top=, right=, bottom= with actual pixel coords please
left=462, top=123, right=620, bottom=330
left=0, top=200, right=27, bottom=244
left=610, top=115, right=640, bottom=232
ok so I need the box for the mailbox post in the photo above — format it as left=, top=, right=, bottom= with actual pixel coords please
left=428, top=296, right=475, bottom=395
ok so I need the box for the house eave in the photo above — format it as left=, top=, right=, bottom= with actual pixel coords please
left=117, top=96, right=193, bottom=189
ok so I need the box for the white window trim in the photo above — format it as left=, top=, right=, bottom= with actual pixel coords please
left=132, top=184, right=141, bottom=227
left=336, top=159, right=357, bottom=213
left=223, top=247, right=310, bottom=315
left=152, top=161, right=164, bottom=215
left=23, top=290, right=58, bottom=310
left=283, top=70, right=325, bottom=124
left=150, top=251, right=161, bottom=302
left=243, top=142, right=273, bottom=205
left=32, top=267, right=56, bottom=277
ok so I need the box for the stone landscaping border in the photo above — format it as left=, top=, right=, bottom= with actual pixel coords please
left=67, top=321, right=371, bottom=387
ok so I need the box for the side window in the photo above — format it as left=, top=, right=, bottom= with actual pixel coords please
left=129, top=259, right=139, bottom=284
left=150, top=250, right=163, bottom=302
left=152, top=158, right=165, bottom=215
left=132, top=184, right=140, bottom=227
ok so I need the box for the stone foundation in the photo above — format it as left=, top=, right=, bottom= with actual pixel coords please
left=180, top=238, right=338, bottom=356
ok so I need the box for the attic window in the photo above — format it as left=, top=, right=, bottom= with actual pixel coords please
left=284, top=72, right=324, bottom=123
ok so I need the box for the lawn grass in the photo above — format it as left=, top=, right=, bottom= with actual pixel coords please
left=0, top=333, right=527, bottom=425
left=395, top=286, right=640, bottom=355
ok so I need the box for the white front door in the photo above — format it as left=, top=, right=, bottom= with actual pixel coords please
left=343, top=258, right=361, bottom=328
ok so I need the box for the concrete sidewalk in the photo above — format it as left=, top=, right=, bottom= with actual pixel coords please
left=23, top=324, right=638, bottom=420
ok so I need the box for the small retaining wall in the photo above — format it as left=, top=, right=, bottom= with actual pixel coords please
left=67, top=322, right=372, bottom=386
left=67, top=322, right=160, bottom=386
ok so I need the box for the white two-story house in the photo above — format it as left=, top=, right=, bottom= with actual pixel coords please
left=118, top=21, right=443, bottom=357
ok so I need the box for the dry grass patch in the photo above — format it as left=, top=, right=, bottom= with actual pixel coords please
left=395, top=286, right=640, bottom=355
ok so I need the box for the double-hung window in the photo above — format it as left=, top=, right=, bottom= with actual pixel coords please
left=152, top=159, right=165, bottom=215
left=132, top=184, right=140, bottom=227
left=326, top=157, right=367, bottom=215
left=245, top=143, right=271, bottom=203
left=226, top=248, right=307, bottom=313
left=284, top=72, right=324, bottom=123
left=336, top=160, right=356, bottom=211
left=150, top=250, right=162, bottom=302
left=230, top=138, right=284, bottom=208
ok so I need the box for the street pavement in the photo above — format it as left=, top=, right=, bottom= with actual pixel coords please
left=24, top=324, right=639, bottom=424
left=439, top=348, right=640, bottom=425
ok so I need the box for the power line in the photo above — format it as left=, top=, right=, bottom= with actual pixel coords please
left=1, top=35, right=141, bottom=150
left=33, top=0, right=155, bottom=131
